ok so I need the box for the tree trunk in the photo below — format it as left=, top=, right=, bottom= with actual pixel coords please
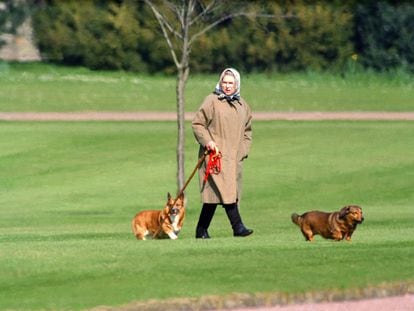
left=176, top=1, right=192, bottom=193
left=176, top=65, right=189, bottom=192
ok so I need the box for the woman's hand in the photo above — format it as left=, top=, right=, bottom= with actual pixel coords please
left=206, top=141, right=219, bottom=154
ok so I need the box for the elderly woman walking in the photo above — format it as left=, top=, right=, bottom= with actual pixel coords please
left=192, top=68, right=253, bottom=239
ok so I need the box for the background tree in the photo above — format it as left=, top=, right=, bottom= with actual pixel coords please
left=354, top=2, right=414, bottom=72
left=31, top=1, right=355, bottom=74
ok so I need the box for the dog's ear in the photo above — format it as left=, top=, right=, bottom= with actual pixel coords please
left=339, top=206, right=350, bottom=218
left=167, top=192, right=172, bottom=201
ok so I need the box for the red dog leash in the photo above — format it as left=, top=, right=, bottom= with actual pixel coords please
left=173, top=148, right=222, bottom=204
left=204, top=148, right=222, bottom=182
left=173, top=149, right=209, bottom=204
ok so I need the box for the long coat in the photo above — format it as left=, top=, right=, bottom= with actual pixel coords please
left=192, top=93, right=253, bottom=204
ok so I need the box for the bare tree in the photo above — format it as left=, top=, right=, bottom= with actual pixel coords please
left=143, top=0, right=269, bottom=192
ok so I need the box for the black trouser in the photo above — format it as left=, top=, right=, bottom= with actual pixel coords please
left=196, top=203, right=217, bottom=231
left=196, top=203, right=243, bottom=232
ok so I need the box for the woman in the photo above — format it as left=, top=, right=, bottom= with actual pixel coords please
left=192, top=68, right=253, bottom=238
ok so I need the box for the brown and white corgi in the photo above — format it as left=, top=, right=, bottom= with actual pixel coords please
left=132, top=193, right=185, bottom=240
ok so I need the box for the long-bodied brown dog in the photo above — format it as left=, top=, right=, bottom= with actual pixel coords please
left=131, top=193, right=185, bottom=240
left=291, top=205, right=364, bottom=241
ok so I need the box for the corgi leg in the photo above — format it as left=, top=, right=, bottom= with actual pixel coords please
left=133, top=226, right=148, bottom=240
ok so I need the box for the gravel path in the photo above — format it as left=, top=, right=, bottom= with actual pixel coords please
left=230, top=294, right=414, bottom=311
left=1, top=111, right=414, bottom=121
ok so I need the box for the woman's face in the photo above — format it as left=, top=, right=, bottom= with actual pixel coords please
left=221, top=74, right=236, bottom=96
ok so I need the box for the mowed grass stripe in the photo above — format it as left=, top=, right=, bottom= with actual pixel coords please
left=1, top=62, right=413, bottom=112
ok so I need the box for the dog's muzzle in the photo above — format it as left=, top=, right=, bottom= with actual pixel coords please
left=170, top=208, right=179, bottom=216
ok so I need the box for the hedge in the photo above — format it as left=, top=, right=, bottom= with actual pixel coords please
left=31, top=1, right=414, bottom=73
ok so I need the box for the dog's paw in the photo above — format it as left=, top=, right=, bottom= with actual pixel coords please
left=168, top=232, right=178, bottom=240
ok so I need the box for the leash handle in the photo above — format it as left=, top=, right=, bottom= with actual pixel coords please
left=203, top=149, right=222, bottom=182
left=173, top=149, right=209, bottom=203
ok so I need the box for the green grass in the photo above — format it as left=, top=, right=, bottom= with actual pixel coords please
left=0, top=121, right=413, bottom=310
left=1, top=61, right=413, bottom=112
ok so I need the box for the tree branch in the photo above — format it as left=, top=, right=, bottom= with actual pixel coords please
left=144, top=0, right=182, bottom=68
left=163, top=0, right=184, bottom=31
left=146, top=0, right=183, bottom=40
left=189, top=0, right=217, bottom=27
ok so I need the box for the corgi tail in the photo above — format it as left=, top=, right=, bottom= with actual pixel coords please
left=131, top=217, right=138, bottom=236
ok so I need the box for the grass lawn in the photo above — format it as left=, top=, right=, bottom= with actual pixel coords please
left=1, top=62, right=414, bottom=112
left=0, top=121, right=413, bottom=310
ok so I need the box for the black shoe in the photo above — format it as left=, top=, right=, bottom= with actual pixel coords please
left=196, top=228, right=211, bottom=239
left=233, top=227, right=253, bottom=237
left=224, top=204, right=253, bottom=237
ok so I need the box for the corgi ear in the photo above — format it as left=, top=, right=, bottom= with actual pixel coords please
left=179, top=192, right=184, bottom=200
left=167, top=192, right=172, bottom=200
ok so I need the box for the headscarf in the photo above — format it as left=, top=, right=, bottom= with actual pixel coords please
left=214, top=68, right=241, bottom=101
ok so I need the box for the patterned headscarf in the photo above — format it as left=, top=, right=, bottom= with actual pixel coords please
left=214, top=68, right=241, bottom=101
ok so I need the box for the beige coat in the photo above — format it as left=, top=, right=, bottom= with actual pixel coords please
left=192, top=93, right=252, bottom=204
